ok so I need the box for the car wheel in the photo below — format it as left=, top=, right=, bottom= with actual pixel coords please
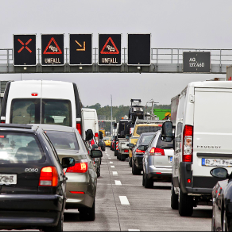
left=97, top=167, right=100, bottom=178
left=171, top=182, right=178, bottom=210
left=178, top=187, right=193, bottom=216
left=80, top=200, right=95, bottom=221
left=102, top=146, right=105, bottom=151
left=211, top=207, right=216, bottom=231
left=142, top=171, right=145, bottom=186
left=132, top=159, right=140, bottom=175
left=129, top=157, right=132, bottom=167
left=114, top=150, right=118, bottom=156
left=121, top=154, right=126, bottom=161
left=42, top=212, right=63, bottom=231
left=144, top=174, right=153, bottom=188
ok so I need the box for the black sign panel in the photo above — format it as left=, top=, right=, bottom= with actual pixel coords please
left=70, top=34, right=92, bottom=65
left=128, top=34, right=150, bottom=65
left=183, top=52, right=211, bottom=72
left=41, top=34, right=64, bottom=65
left=99, top=34, right=121, bottom=65
left=14, top=34, right=36, bottom=66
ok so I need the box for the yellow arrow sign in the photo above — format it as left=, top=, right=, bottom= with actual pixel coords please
left=75, top=40, right=86, bottom=51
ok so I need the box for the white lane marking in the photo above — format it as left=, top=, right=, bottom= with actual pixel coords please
left=109, top=161, right=113, bottom=164
left=108, top=158, right=111, bottom=159
left=128, top=230, right=140, bottom=231
left=112, top=171, right=118, bottom=176
left=111, top=166, right=115, bottom=168
left=119, top=196, right=130, bottom=205
left=115, top=180, right=122, bottom=185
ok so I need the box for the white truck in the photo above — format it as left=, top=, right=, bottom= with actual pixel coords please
left=162, top=80, right=232, bottom=216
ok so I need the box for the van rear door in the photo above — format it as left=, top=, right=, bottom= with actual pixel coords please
left=192, top=87, right=232, bottom=181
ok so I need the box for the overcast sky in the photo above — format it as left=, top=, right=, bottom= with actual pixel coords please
left=0, top=0, right=229, bottom=106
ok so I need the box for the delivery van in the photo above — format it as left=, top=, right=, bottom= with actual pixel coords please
left=161, top=80, right=232, bottom=216
left=0, top=80, right=84, bottom=136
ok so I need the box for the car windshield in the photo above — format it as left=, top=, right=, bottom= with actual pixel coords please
left=103, top=137, right=110, bottom=141
left=0, top=132, right=44, bottom=163
left=10, top=99, right=72, bottom=126
left=45, top=131, right=79, bottom=150
left=136, top=126, right=161, bottom=135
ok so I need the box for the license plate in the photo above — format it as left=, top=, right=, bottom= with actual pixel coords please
left=202, top=158, right=232, bottom=167
left=169, top=156, right=173, bottom=163
left=0, top=174, right=17, bottom=185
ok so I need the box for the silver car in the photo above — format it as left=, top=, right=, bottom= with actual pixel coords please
left=37, top=125, right=102, bottom=221
left=142, top=130, right=174, bottom=188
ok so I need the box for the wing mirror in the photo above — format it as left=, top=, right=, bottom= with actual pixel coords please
left=210, top=167, right=229, bottom=179
left=62, top=157, right=75, bottom=169
left=85, top=129, right=93, bottom=141
left=161, top=121, right=174, bottom=140
left=90, top=149, right=103, bottom=158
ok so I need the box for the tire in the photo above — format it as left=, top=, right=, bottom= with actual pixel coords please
left=171, top=182, right=178, bottom=210
left=144, top=174, right=153, bottom=188
left=129, top=157, right=132, bottom=167
left=42, top=213, right=63, bottom=231
left=121, top=154, right=126, bottom=161
left=80, top=200, right=95, bottom=221
left=97, top=167, right=100, bottom=178
left=142, top=171, right=145, bottom=186
left=132, top=159, right=140, bottom=175
left=102, top=146, right=105, bottom=151
left=178, top=188, right=193, bottom=216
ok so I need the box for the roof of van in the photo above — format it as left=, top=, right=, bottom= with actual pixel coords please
left=187, top=80, right=232, bottom=88
left=11, top=80, right=74, bottom=86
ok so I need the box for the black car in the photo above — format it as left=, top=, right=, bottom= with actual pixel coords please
left=131, top=132, right=156, bottom=175
left=0, top=124, right=75, bottom=231
left=211, top=167, right=232, bottom=231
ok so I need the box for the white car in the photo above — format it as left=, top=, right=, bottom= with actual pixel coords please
left=142, top=130, right=174, bottom=188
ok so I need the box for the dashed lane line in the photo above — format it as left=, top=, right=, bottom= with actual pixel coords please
left=119, top=196, right=130, bottom=205
left=112, top=171, right=118, bottom=176
left=115, top=180, right=122, bottom=185
left=111, top=166, right=115, bottom=168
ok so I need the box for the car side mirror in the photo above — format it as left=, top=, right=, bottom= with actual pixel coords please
left=86, top=129, right=93, bottom=141
left=210, top=167, right=229, bottom=179
left=99, top=131, right=103, bottom=139
left=62, top=157, right=75, bottom=169
left=161, top=121, right=174, bottom=140
left=90, top=149, right=103, bottom=158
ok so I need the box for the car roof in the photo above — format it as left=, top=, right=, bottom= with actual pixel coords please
left=32, top=124, right=75, bottom=133
left=0, top=124, right=39, bottom=133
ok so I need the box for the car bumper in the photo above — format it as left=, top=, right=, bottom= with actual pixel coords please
left=0, top=194, right=63, bottom=228
left=148, top=166, right=172, bottom=181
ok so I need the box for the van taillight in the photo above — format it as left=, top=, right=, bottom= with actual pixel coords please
left=149, top=147, right=165, bottom=156
left=95, top=133, right=98, bottom=138
left=66, top=162, right=88, bottom=173
left=39, top=166, right=58, bottom=186
left=183, top=125, right=193, bottom=162
left=31, top=93, right=38, bottom=96
left=0, top=120, right=5, bottom=124
left=76, top=123, right=82, bottom=135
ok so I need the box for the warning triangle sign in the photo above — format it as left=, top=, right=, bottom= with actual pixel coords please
left=43, top=37, right=62, bottom=54
left=100, top=37, right=119, bottom=54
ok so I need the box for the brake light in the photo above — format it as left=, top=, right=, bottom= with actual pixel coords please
left=39, top=166, right=58, bottom=187
left=70, top=191, right=85, bottom=194
left=95, top=133, right=98, bottom=138
left=0, top=120, right=5, bottom=124
left=76, top=123, right=82, bottom=135
left=187, top=178, right=191, bottom=183
left=124, top=150, right=129, bottom=153
left=183, top=125, right=193, bottom=162
left=31, top=93, right=38, bottom=96
left=149, top=147, right=165, bottom=156
left=66, top=162, right=88, bottom=173
left=135, top=149, right=145, bottom=153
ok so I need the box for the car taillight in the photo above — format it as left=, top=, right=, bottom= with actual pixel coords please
left=135, top=149, right=145, bottom=153
left=124, top=149, right=129, bottom=153
left=149, top=147, right=165, bottom=156
left=183, top=125, right=193, bottom=162
left=39, top=166, right=58, bottom=187
left=0, top=120, right=5, bottom=124
left=66, top=162, right=88, bottom=173
left=95, top=133, right=98, bottom=138
left=76, top=123, right=82, bottom=135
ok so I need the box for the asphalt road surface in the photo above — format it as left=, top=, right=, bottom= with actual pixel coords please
left=64, top=147, right=212, bottom=231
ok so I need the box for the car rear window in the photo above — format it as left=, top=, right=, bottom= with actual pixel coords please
left=45, top=131, right=79, bottom=150
left=139, top=134, right=155, bottom=145
left=136, top=126, right=161, bottom=135
left=0, top=132, right=44, bottom=163
left=157, top=134, right=173, bottom=149
left=11, top=99, right=72, bottom=126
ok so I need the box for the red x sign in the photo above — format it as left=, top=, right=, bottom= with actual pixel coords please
left=18, top=39, right=32, bottom=53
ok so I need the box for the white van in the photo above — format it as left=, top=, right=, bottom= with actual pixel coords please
left=81, top=108, right=99, bottom=141
left=162, top=80, right=232, bottom=216
left=1, top=80, right=84, bottom=136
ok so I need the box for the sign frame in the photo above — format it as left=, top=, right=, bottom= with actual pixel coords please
left=69, top=33, right=92, bottom=66
left=41, top=33, right=64, bottom=66
left=127, top=33, right=151, bottom=66
left=98, top=33, right=122, bottom=66
left=183, top=52, right=211, bottom=73
left=13, top=34, right=37, bottom=66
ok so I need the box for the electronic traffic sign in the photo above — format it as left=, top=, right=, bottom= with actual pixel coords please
left=183, top=52, right=211, bottom=72
left=14, top=34, right=36, bottom=66
left=99, top=34, right=121, bottom=65
left=70, top=34, right=92, bottom=65
left=128, top=34, right=151, bottom=65
left=41, top=34, right=64, bottom=65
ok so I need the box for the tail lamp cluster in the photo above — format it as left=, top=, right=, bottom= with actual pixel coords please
left=183, top=125, right=193, bottom=162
